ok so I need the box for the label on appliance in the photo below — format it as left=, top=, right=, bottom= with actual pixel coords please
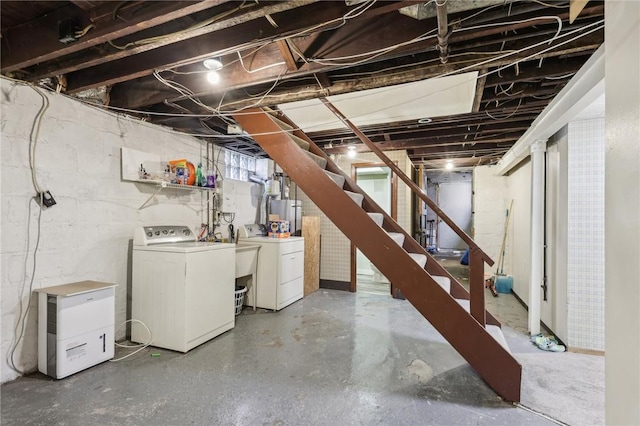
left=66, top=342, right=87, bottom=361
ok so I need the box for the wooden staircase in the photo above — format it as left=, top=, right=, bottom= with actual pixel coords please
left=233, top=107, right=522, bottom=402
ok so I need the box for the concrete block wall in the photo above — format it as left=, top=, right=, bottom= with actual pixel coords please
left=0, top=79, right=216, bottom=383
left=300, top=150, right=413, bottom=283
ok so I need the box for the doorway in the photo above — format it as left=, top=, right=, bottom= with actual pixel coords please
left=424, top=171, right=473, bottom=252
left=350, top=162, right=397, bottom=295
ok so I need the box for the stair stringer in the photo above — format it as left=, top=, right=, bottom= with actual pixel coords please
left=296, top=124, right=500, bottom=325
left=234, top=109, right=521, bottom=402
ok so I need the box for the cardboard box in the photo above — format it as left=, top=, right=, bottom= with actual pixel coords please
left=268, top=232, right=290, bottom=238
left=268, top=220, right=290, bottom=237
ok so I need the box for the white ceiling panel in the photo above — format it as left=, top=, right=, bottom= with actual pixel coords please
left=277, top=72, right=478, bottom=133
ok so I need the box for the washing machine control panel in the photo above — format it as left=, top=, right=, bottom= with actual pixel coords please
left=134, top=226, right=196, bottom=246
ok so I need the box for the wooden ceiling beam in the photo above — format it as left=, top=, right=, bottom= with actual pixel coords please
left=473, top=68, right=488, bottom=112
left=1, top=1, right=229, bottom=73
left=24, top=1, right=319, bottom=81
left=315, top=122, right=532, bottom=145
left=485, top=56, right=587, bottom=87
left=409, top=144, right=509, bottom=156
left=107, top=9, right=601, bottom=110
left=324, top=134, right=521, bottom=153
left=65, top=1, right=416, bottom=93
left=169, top=31, right=601, bottom=111
left=69, top=1, right=98, bottom=12
left=307, top=113, right=543, bottom=140
left=276, top=40, right=299, bottom=72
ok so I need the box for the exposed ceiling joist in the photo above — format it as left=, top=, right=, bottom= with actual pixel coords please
left=0, top=0, right=604, bottom=169
left=1, top=1, right=229, bottom=72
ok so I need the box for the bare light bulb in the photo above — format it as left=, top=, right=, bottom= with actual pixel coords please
left=445, top=161, right=454, bottom=170
left=207, top=71, right=220, bottom=84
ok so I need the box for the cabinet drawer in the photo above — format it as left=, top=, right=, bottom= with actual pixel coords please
left=280, top=250, right=304, bottom=283
left=279, top=240, right=304, bottom=255
left=277, top=277, right=303, bottom=310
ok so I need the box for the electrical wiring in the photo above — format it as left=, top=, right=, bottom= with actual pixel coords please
left=237, top=51, right=285, bottom=74
left=308, top=28, right=438, bottom=66
left=110, top=319, right=152, bottom=362
left=7, top=17, right=601, bottom=144
left=108, top=1, right=248, bottom=50
left=544, top=72, right=576, bottom=80
left=286, top=0, right=377, bottom=36
left=309, top=9, right=563, bottom=68
left=216, top=73, right=285, bottom=113
left=28, top=86, right=50, bottom=194
left=485, top=98, right=523, bottom=120
left=7, top=198, right=43, bottom=375
left=7, top=84, right=51, bottom=374
left=529, top=0, right=568, bottom=9
left=152, top=69, right=235, bottom=126
left=247, top=20, right=604, bottom=130
left=456, top=15, right=563, bottom=46
left=75, top=24, right=95, bottom=39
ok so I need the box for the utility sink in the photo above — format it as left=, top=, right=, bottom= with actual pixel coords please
left=235, top=244, right=260, bottom=278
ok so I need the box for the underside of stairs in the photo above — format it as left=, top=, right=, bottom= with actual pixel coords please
left=233, top=108, right=522, bottom=402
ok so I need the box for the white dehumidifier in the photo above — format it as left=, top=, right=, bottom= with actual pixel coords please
left=36, top=281, right=116, bottom=379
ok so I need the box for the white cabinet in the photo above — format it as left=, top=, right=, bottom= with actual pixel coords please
left=36, top=281, right=116, bottom=379
left=239, top=237, right=304, bottom=311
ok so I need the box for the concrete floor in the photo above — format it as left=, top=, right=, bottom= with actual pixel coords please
left=2, top=262, right=603, bottom=425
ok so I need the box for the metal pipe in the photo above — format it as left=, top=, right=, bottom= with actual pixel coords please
left=436, top=0, right=450, bottom=64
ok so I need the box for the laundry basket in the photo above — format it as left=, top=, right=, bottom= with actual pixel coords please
left=234, top=285, right=247, bottom=315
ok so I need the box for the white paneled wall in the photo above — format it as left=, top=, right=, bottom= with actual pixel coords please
left=472, top=166, right=509, bottom=276
left=300, top=150, right=413, bottom=283
left=0, top=79, right=254, bottom=382
left=567, top=118, right=605, bottom=351
left=506, top=160, right=533, bottom=304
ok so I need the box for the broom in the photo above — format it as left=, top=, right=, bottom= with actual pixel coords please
left=491, top=200, right=514, bottom=296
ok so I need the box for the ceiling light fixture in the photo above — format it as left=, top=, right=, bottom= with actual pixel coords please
left=204, top=57, right=223, bottom=85
left=347, top=145, right=357, bottom=158
left=203, top=57, right=223, bottom=71
left=418, top=118, right=433, bottom=124
left=445, top=160, right=454, bottom=170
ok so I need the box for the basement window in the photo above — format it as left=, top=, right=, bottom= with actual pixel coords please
left=224, top=150, right=256, bottom=182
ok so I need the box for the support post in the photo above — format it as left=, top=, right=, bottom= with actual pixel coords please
left=529, top=139, right=547, bottom=335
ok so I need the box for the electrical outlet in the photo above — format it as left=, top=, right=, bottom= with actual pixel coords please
left=38, top=191, right=57, bottom=208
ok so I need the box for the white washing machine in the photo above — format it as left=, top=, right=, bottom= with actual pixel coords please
left=132, top=225, right=236, bottom=352
left=237, top=224, right=304, bottom=311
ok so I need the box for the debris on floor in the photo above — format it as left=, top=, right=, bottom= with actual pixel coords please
left=531, top=333, right=566, bottom=352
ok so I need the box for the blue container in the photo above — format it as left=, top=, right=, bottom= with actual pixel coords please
left=495, top=275, right=513, bottom=293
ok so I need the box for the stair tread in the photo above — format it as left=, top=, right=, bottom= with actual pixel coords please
left=305, top=150, right=328, bottom=169
left=344, top=190, right=364, bottom=206
left=386, top=231, right=405, bottom=246
left=367, top=212, right=384, bottom=227
left=268, top=114, right=294, bottom=131
left=454, top=299, right=511, bottom=352
left=486, top=325, right=510, bottom=352
left=430, top=275, right=451, bottom=293
left=408, top=253, right=427, bottom=268
left=289, top=133, right=311, bottom=151
left=324, top=170, right=346, bottom=188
